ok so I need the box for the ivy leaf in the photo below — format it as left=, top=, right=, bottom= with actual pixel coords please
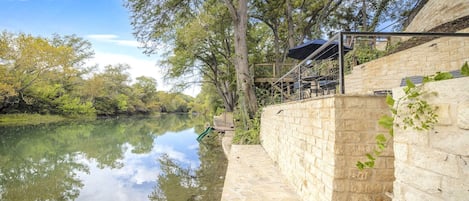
left=433, top=72, right=453, bottom=81
left=385, top=94, right=395, bottom=107
left=408, top=91, right=420, bottom=98
left=364, top=161, right=375, bottom=168
left=356, top=161, right=365, bottom=170
left=376, top=134, right=387, bottom=143
left=462, top=62, right=469, bottom=76
left=406, top=78, right=415, bottom=88
left=366, top=153, right=375, bottom=161
left=422, top=76, right=432, bottom=83
left=379, top=115, right=394, bottom=129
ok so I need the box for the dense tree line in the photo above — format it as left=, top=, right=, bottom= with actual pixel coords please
left=0, top=31, right=198, bottom=117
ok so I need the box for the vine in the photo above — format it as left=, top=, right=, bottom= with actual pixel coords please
left=356, top=62, right=469, bottom=170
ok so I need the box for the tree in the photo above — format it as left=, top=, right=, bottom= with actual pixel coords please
left=125, top=0, right=257, bottom=118
left=222, top=0, right=258, bottom=118
left=0, top=32, right=94, bottom=115
left=163, top=0, right=237, bottom=112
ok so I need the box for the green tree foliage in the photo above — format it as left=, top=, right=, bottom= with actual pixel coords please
left=190, top=82, right=225, bottom=115
left=0, top=32, right=95, bottom=116
left=0, top=31, right=195, bottom=117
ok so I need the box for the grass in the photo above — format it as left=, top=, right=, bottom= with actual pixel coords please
left=0, top=114, right=67, bottom=126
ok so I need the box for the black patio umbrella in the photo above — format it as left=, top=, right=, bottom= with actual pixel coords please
left=287, top=39, right=352, bottom=60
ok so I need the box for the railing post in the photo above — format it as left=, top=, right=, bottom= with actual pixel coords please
left=280, top=81, right=284, bottom=103
left=273, top=63, right=276, bottom=78
left=298, top=64, right=302, bottom=100
left=338, top=32, right=345, bottom=94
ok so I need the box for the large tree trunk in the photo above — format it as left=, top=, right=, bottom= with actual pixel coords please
left=223, top=0, right=258, bottom=118
left=286, top=0, right=295, bottom=48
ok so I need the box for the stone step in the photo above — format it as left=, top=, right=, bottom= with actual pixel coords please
left=221, top=145, right=301, bottom=201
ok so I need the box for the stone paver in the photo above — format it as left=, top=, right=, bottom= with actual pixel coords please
left=221, top=145, right=301, bottom=201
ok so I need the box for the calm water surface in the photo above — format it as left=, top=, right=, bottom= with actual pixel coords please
left=0, top=114, right=227, bottom=201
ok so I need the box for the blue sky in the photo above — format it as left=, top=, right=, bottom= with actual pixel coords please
left=0, top=0, right=200, bottom=96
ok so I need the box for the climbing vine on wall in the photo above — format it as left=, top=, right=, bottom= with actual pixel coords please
left=356, top=62, right=469, bottom=170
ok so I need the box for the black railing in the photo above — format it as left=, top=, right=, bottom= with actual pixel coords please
left=271, top=31, right=469, bottom=103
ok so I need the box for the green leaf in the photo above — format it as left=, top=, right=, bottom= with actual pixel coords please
left=408, top=91, right=420, bottom=98
left=385, top=94, right=395, bottom=107
left=422, top=76, right=432, bottom=83
left=378, top=115, right=394, bottom=129
left=433, top=72, right=453, bottom=81
left=377, top=143, right=385, bottom=150
left=374, top=150, right=382, bottom=156
left=406, top=78, right=415, bottom=88
left=356, top=161, right=365, bottom=170
left=364, top=161, right=375, bottom=168
left=462, top=62, right=469, bottom=76
left=376, top=134, right=387, bottom=143
left=366, top=153, right=375, bottom=161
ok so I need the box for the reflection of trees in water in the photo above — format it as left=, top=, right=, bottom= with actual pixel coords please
left=0, top=114, right=210, bottom=201
left=150, top=137, right=227, bottom=201
left=0, top=152, right=87, bottom=201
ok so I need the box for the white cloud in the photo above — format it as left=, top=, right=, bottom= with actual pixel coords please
left=85, top=35, right=200, bottom=96
left=87, top=51, right=172, bottom=92
left=87, top=34, right=119, bottom=40
left=86, top=34, right=141, bottom=48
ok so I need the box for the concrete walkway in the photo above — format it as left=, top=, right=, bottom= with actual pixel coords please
left=220, top=145, right=301, bottom=201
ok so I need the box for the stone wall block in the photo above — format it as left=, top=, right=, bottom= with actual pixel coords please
left=348, top=194, right=374, bottom=201
left=441, top=176, right=469, bottom=200
left=434, top=103, right=452, bottom=125
left=395, top=164, right=443, bottom=195
left=348, top=169, right=371, bottom=181
left=373, top=169, right=395, bottom=182
left=409, top=146, right=461, bottom=178
left=402, top=184, right=443, bottom=201
left=393, top=127, right=429, bottom=145
left=336, top=131, right=361, bottom=143
left=393, top=143, right=408, bottom=162
left=429, top=128, right=469, bottom=156
left=457, top=102, right=469, bottom=129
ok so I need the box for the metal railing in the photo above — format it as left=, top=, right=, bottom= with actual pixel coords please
left=270, top=31, right=469, bottom=103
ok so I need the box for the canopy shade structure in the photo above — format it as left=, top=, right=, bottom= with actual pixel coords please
left=287, top=39, right=352, bottom=60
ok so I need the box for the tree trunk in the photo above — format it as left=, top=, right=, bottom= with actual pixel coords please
left=286, top=0, right=296, bottom=48
left=223, top=0, right=258, bottom=118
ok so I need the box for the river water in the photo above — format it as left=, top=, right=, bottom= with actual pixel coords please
left=0, top=114, right=227, bottom=201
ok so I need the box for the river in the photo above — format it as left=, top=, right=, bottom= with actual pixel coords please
left=0, top=114, right=227, bottom=201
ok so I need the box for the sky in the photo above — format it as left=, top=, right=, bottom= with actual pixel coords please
left=76, top=128, right=201, bottom=201
left=0, top=0, right=200, bottom=96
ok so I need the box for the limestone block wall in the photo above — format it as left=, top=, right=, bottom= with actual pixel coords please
left=260, top=95, right=393, bottom=201
left=405, top=0, right=469, bottom=32
left=344, top=28, right=469, bottom=95
left=392, top=77, right=469, bottom=201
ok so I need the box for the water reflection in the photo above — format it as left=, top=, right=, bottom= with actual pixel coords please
left=0, top=114, right=226, bottom=201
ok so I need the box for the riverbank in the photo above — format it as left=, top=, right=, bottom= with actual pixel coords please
left=0, top=114, right=67, bottom=126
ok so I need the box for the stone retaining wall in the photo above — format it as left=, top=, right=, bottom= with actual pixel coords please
left=392, top=77, right=469, bottom=201
left=405, top=0, right=469, bottom=32
left=344, top=27, right=469, bottom=95
left=260, top=95, right=394, bottom=201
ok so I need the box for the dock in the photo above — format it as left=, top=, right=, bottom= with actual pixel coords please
left=213, top=112, right=235, bottom=132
